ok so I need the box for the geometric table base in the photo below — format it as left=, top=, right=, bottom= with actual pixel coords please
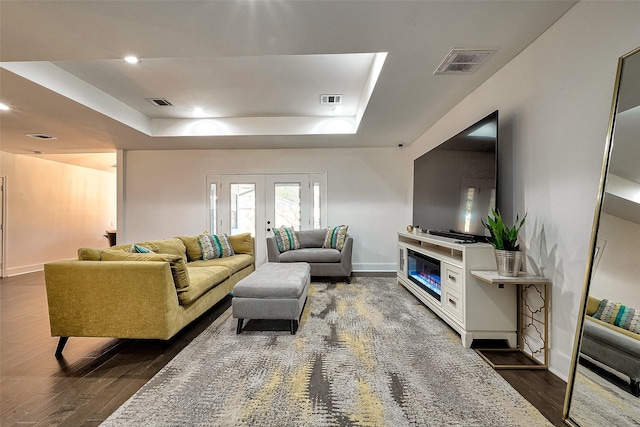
left=471, top=271, right=550, bottom=370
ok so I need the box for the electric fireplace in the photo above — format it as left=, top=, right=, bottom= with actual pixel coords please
left=407, top=249, right=441, bottom=301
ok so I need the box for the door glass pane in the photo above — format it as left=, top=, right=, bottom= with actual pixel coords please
left=230, top=183, right=255, bottom=236
left=313, top=181, right=321, bottom=230
left=210, top=183, right=217, bottom=234
left=274, top=183, right=301, bottom=230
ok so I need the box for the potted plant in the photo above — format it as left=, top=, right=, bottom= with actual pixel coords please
left=482, top=209, right=526, bottom=277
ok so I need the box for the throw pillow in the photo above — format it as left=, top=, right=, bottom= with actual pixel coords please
left=273, top=226, right=301, bottom=253
left=77, top=247, right=101, bottom=261
left=592, top=299, right=640, bottom=334
left=129, top=244, right=155, bottom=254
left=228, top=233, right=254, bottom=255
left=100, top=249, right=190, bottom=292
left=323, top=225, right=349, bottom=250
left=586, top=296, right=601, bottom=316
left=177, top=235, right=204, bottom=262
left=197, top=232, right=236, bottom=260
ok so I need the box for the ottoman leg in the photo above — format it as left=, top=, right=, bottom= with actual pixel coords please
left=290, top=320, right=298, bottom=335
left=236, top=319, right=244, bottom=334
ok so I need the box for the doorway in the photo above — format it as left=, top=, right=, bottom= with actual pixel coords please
left=207, top=173, right=326, bottom=265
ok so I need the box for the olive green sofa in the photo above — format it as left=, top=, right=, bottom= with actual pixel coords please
left=44, top=233, right=255, bottom=357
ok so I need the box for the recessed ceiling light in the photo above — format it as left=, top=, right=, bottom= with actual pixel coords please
left=0, top=102, right=10, bottom=111
left=124, top=56, right=140, bottom=64
left=192, top=107, right=206, bottom=117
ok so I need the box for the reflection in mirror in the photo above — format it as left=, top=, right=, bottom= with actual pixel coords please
left=564, top=46, right=640, bottom=427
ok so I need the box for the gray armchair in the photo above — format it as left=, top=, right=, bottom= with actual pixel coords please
left=266, top=229, right=352, bottom=282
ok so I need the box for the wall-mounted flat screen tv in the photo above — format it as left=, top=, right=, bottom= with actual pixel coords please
left=412, top=111, right=498, bottom=242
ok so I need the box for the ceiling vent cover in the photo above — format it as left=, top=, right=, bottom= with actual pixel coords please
left=26, top=133, right=57, bottom=140
left=320, top=94, right=342, bottom=104
left=146, top=98, right=173, bottom=107
left=434, top=49, right=497, bottom=75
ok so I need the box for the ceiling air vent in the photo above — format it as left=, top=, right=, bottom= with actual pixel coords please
left=434, top=49, right=497, bottom=75
left=320, top=94, right=342, bottom=104
left=26, top=133, right=57, bottom=140
left=146, top=98, right=173, bottom=107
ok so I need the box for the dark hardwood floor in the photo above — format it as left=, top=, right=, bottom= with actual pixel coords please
left=1, top=271, right=567, bottom=426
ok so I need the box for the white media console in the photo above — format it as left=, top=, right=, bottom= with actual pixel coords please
left=397, top=231, right=517, bottom=348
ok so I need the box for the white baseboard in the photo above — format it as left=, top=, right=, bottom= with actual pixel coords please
left=6, top=263, right=44, bottom=277
left=352, top=263, right=396, bottom=272
left=549, top=347, right=572, bottom=382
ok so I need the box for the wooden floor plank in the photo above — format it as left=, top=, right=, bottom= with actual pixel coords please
left=1, top=272, right=567, bottom=426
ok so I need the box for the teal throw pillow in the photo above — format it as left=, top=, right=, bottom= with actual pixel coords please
left=197, top=232, right=235, bottom=260
left=130, top=244, right=155, bottom=254
left=273, top=226, right=300, bottom=253
left=323, top=225, right=349, bottom=250
left=592, top=299, right=640, bottom=334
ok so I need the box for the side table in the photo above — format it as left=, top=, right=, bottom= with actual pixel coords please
left=471, top=270, right=550, bottom=370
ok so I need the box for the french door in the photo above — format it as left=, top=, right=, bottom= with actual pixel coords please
left=207, top=173, right=326, bottom=266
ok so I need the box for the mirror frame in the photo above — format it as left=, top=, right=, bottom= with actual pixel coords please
left=562, top=45, right=640, bottom=426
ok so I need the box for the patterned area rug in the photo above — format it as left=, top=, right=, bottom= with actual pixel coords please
left=102, top=278, right=550, bottom=426
left=569, top=364, right=640, bottom=427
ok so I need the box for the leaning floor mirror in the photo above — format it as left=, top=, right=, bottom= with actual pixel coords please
left=563, top=46, right=640, bottom=426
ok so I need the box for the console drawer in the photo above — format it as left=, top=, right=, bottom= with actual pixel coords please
left=443, top=288, right=463, bottom=323
left=443, top=263, right=463, bottom=294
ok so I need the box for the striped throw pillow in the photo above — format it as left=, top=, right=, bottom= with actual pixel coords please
left=273, top=226, right=300, bottom=253
left=323, top=225, right=349, bottom=250
left=592, top=299, right=640, bottom=334
left=197, top=232, right=235, bottom=260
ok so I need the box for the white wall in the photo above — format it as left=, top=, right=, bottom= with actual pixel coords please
left=117, top=0, right=639, bottom=379
left=0, top=152, right=117, bottom=276
left=121, top=147, right=411, bottom=272
left=407, top=1, right=640, bottom=379
left=590, top=213, right=640, bottom=308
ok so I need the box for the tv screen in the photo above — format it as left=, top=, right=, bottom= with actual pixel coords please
left=412, top=111, right=498, bottom=241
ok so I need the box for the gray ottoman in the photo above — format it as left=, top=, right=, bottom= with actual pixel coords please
left=232, top=262, right=310, bottom=335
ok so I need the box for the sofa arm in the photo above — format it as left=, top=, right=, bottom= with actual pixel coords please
left=266, top=236, right=281, bottom=262
left=340, top=236, right=353, bottom=276
left=44, top=260, right=180, bottom=340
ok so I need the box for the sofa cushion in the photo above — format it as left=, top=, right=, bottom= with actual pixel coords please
left=323, top=225, right=349, bottom=250
left=592, top=299, right=640, bottom=334
left=188, top=254, right=254, bottom=274
left=143, top=238, right=187, bottom=261
left=588, top=316, right=640, bottom=340
left=180, top=266, right=231, bottom=305
left=229, top=233, right=254, bottom=255
left=586, top=296, right=601, bottom=316
left=198, top=232, right=235, bottom=259
left=78, top=247, right=102, bottom=261
left=296, top=229, right=327, bottom=248
left=100, top=249, right=190, bottom=293
left=273, top=226, right=301, bottom=252
left=279, top=247, right=341, bottom=263
left=177, top=235, right=203, bottom=262
left=111, top=242, right=161, bottom=254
